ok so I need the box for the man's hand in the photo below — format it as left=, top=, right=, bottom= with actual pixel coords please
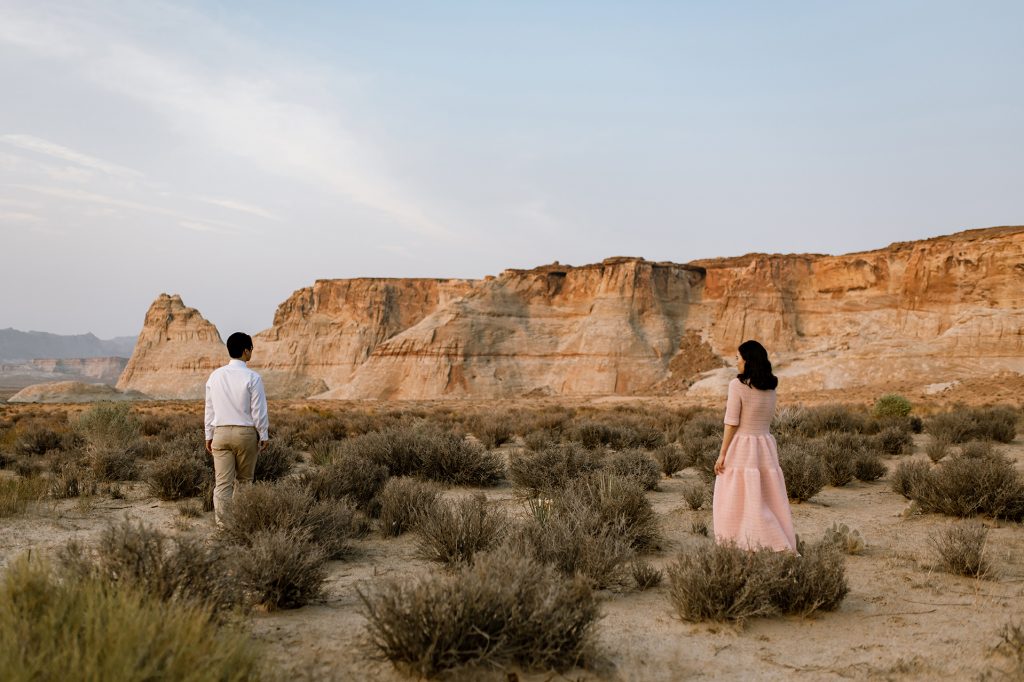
left=259, top=440, right=269, bottom=451
left=714, top=455, right=726, bottom=476
left=205, top=439, right=213, bottom=454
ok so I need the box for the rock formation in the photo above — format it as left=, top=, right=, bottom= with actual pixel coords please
left=9, top=381, right=148, bottom=403
left=117, top=226, right=1024, bottom=400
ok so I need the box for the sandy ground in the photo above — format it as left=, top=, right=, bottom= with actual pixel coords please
left=2, top=432, right=1023, bottom=681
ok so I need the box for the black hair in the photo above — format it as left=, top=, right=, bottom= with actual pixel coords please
left=226, top=332, right=253, bottom=359
left=737, top=339, right=778, bottom=390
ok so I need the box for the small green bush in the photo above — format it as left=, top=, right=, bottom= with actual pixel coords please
left=358, top=548, right=599, bottom=676
left=873, top=394, right=912, bottom=419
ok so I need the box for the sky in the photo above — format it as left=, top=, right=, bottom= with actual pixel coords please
left=1, top=0, right=1022, bottom=339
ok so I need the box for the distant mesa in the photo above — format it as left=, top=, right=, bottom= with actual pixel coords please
left=0, top=328, right=136, bottom=362
left=115, top=225, right=1024, bottom=400
left=8, top=381, right=149, bottom=404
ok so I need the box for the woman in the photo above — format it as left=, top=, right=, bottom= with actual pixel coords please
left=712, top=340, right=797, bottom=552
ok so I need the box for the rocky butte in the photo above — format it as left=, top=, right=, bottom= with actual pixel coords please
left=117, top=226, right=1024, bottom=400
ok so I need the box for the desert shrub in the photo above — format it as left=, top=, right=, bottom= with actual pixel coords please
left=358, top=548, right=599, bottom=676
left=146, top=452, right=209, bottom=500
left=874, top=394, right=912, bottom=419
left=415, top=494, right=508, bottom=565
left=927, top=406, right=1018, bottom=444
left=813, top=432, right=862, bottom=487
left=682, top=414, right=723, bottom=440
left=77, top=403, right=140, bottom=450
left=687, top=439, right=722, bottom=484
left=125, top=439, right=165, bottom=460
left=568, top=419, right=665, bottom=449
left=853, top=453, right=887, bottom=482
left=909, top=453, right=1024, bottom=521
left=252, top=442, right=296, bottom=482
left=89, top=447, right=138, bottom=482
left=236, top=529, right=327, bottom=610
left=50, top=463, right=97, bottom=499
left=307, top=439, right=338, bottom=466
left=875, top=426, right=913, bottom=455
left=15, top=425, right=64, bottom=455
left=564, top=472, right=660, bottom=550
left=609, top=449, right=660, bottom=491
left=0, top=557, right=265, bottom=681
left=58, top=518, right=244, bottom=612
left=778, top=445, right=827, bottom=502
left=682, top=481, right=706, bottom=511
left=959, top=440, right=998, bottom=460
left=334, top=425, right=503, bottom=486
left=522, top=427, right=561, bottom=451
left=891, top=459, right=931, bottom=499
left=653, top=444, right=687, bottom=476
left=667, top=540, right=847, bottom=622
left=631, top=560, right=663, bottom=590
left=285, top=414, right=348, bottom=449
left=300, top=451, right=389, bottom=514
left=929, top=521, right=991, bottom=578
left=177, top=499, right=203, bottom=518
left=0, top=477, right=46, bottom=517
left=796, top=405, right=866, bottom=437
left=466, top=413, right=515, bottom=449
left=691, top=519, right=709, bottom=536
left=376, top=477, right=440, bottom=537
left=925, top=437, right=951, bottom=463
left=221, top=482, right=364, bottom=560
left=138, top=414, right=168, bottom=437
left=508, top=442, right=604, bottom=495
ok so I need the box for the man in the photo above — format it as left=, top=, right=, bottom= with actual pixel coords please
left=204, top=332, right=269, bottom=526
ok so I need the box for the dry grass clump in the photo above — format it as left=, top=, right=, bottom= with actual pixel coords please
left=333, top=424, right=504, bottom=486
left=0, top=556, right=266, bottom=681
left=508, top=442, right=604, bottom=495
left=667, top=540, right=848, bottom=622
left=909, top=453, right=1024, bottom=521
left=565, top=472, right=660, bottom=550
left=929, top=521, right=992, bottom=578
left=631, top=560, right=664, bottom=590
left=682, top=481, right=706, bottom=511
left=653, top=444, right=688, bottom=476
left=302, top=450, right=389, bottom=513
left=959, top=440, right=999, bottom=460
left=927, top=405, right=1018, bottom=444
left=793, top=405, right=867, bottom=437
left=891, top=459, right=931, bottom=499
left=14, top=424, right=67, bottom=455
left=925, top=436, right=952, bottom=463
left=813, top=432, right=861, bottom=486
left=609, top=448, right=661, bottom=491
left=88, top=447, right=139, bottom=482
left=358, top=548, right=599, bottom=677
left=853, top=452, right=887, bottom=482
left=465, top=412, right=515, bottom=448
left=874, top=425, right=913, bottom=455
left=376, top=477, right=440, bottom=537
left=49, top=462, right=97, bottom=499
left=221, top=481, right=366, bottom=560
left=0, top=477, right=47, bottom=517
left=778, top=444, right=827, bottom=502
left=58, top=518, right=244, bottom=612
left=236, top=529, right=327, bottom=610
left=146, top=451, right=210, bottom=500
left=415, top=493, right=509, bottom=565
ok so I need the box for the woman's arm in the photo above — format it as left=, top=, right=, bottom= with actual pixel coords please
left=715, top=425, right=738, bottom=475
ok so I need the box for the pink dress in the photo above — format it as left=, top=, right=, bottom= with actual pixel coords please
left=712, top=378, right=797, bottom=552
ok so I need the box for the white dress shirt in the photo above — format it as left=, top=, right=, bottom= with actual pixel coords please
left=204, top=359, right=270, bottom=441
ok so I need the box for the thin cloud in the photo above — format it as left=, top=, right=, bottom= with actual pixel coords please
left=198, top=197, right=280, bottom=221
left=0, top=134, right=143, bottom=179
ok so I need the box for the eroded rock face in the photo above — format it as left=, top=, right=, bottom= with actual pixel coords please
left=117, top=226, right=1024, bottom=399
left=115, top=294, right=225, bottom=399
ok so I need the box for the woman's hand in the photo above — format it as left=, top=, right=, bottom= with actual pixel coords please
left=714, top=455, right=726, bottom=476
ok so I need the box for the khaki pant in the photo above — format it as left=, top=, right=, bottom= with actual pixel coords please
left=211, top=426, right=259, bottom=526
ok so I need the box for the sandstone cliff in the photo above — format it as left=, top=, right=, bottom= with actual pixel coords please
left=118, top=226, right=1024, bottom=400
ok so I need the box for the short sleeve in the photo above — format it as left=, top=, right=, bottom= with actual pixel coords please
left=723, top=379, right=742, bottom=426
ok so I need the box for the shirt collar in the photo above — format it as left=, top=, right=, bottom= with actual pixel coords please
left=228, top=359, right=247, bottom=368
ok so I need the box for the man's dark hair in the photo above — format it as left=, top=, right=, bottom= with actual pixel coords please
left=226, top=332, right=253, bottom=359
left=737, top=339, right=779, bottom=390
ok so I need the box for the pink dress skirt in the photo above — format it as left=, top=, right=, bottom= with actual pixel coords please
left=712, top=378, right=797, bottom=552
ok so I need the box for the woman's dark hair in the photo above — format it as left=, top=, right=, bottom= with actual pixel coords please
left=226, top=332, right=253, bottom=359
left=737, top=340, right=778, bottom=390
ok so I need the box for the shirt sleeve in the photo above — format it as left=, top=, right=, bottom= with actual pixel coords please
left=250, top=374, right=270, bottom=441
left=204, top=380, right=215, bottom=440
left=723, top=380, right=742, bottom=426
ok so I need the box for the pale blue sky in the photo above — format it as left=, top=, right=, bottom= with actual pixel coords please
left=1, top=1, right=1021, bottom=338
